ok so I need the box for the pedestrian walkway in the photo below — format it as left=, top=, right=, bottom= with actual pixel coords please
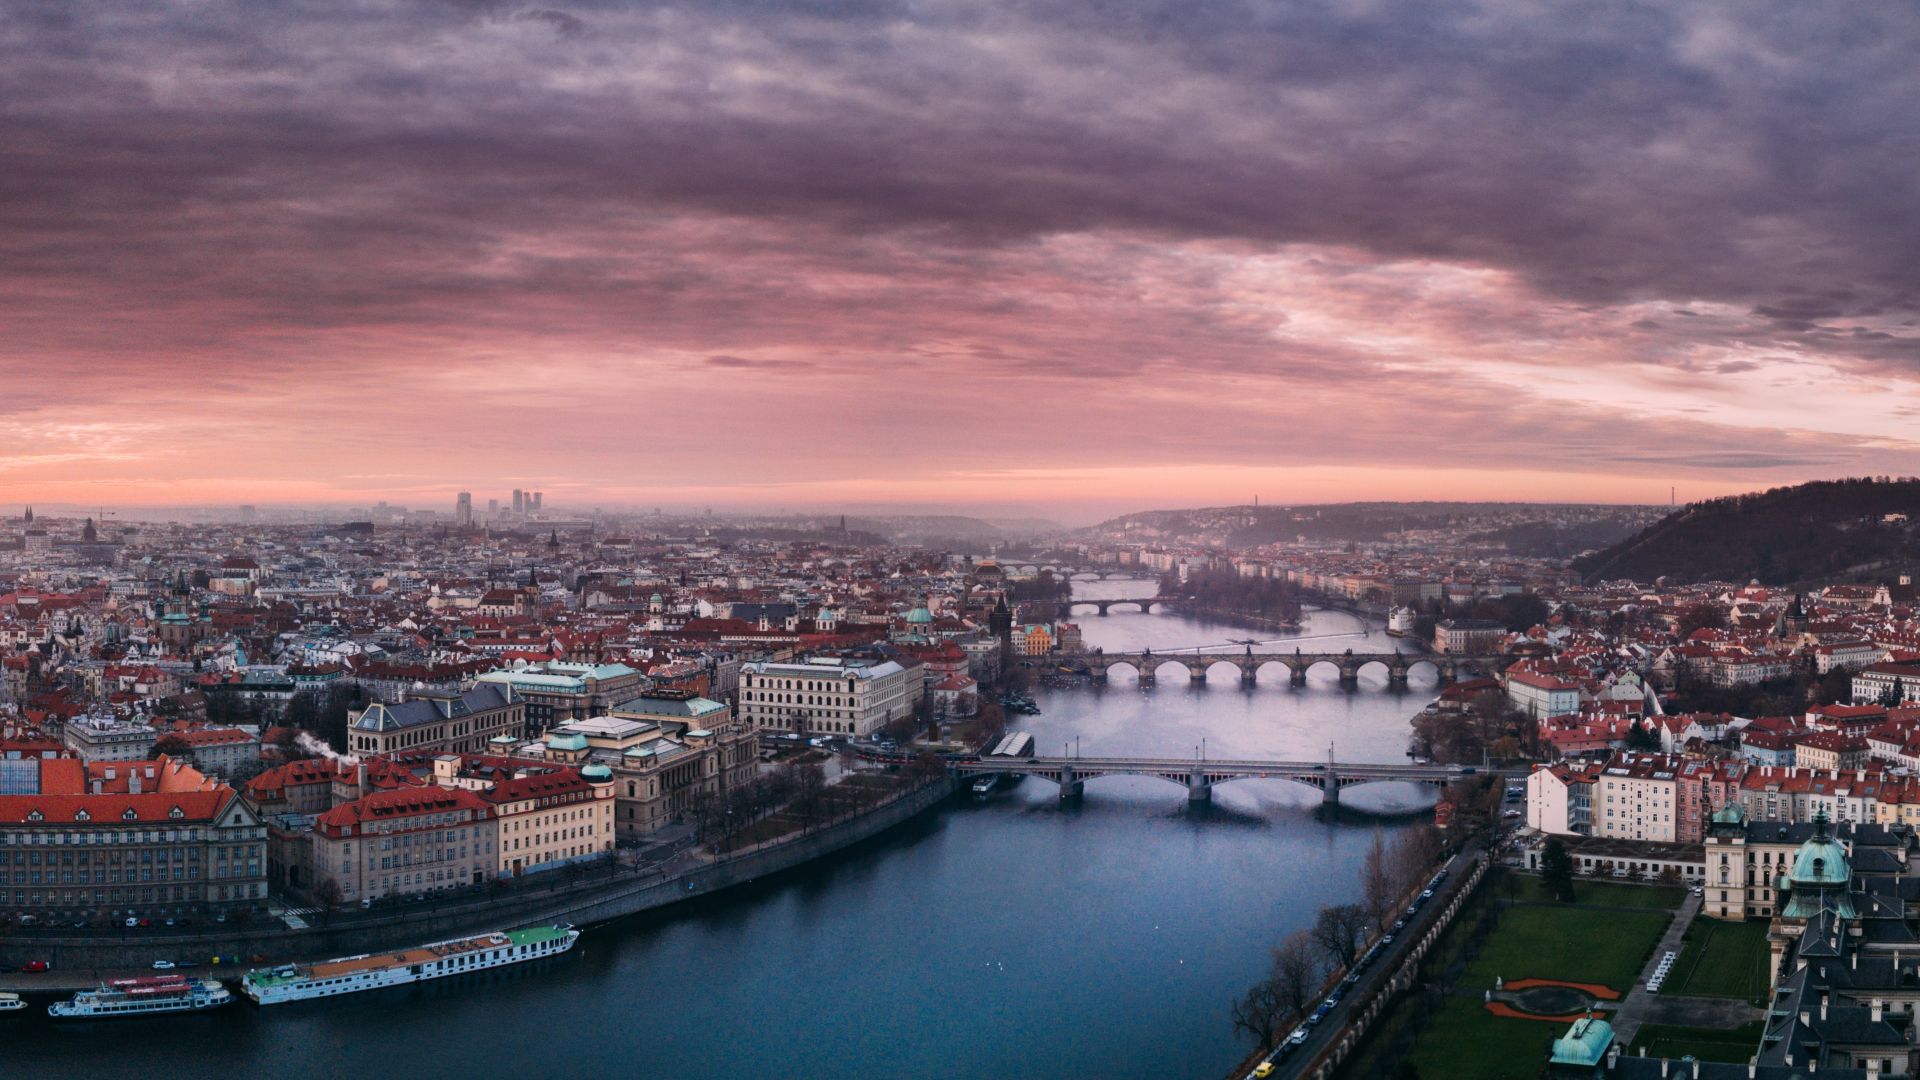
left=1608, top=892, right=1700, bottom=1048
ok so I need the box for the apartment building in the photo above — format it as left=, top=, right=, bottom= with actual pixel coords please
left=1592, top=752, right=1682, bottom=842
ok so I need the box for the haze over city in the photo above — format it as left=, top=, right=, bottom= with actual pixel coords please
left=8, top=2, right=1920, bottom=518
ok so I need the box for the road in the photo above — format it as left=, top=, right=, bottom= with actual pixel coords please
left=1244, top=783, right=1526, bottom=1079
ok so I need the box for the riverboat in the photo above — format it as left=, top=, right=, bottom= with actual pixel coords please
left=47, top=975, right=230, bottom=1019
left=0, top=992, right=24, bottom=1012
left=239, top=924, right=579, bottom=1005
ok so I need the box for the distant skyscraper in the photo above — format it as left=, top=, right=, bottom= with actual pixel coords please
left=512, top=489, right=524, bottom=515
left=487, top=498, right=499, bottom=517
left=532, top=491, right=543, bottom=511
left=455, top=491, right=472, bottom=526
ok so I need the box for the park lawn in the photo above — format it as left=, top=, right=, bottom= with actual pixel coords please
left=1406, top=998, right=1561, bottom=1080
left=1526, top=877, right=1686, bottom=910
left=1632, top=1021, right=1766, bottom=1063
left=1670, top=919, right=1772, bottom=1002
left=1461, top=905, right=1672, bottom=992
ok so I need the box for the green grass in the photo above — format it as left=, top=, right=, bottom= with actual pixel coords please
left=1632, top=1021, right=1766, bottom=1063
left=1523, top=877, right=1686, bottom=910
left=1669, top=919, right=1772, bottom=1002
left=1405, top=998, right=1561, bottom=1080
left=1461, top=905, right=1672, bottom=992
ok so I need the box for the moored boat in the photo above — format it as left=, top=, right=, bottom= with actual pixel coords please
left=48, top=976, right=230, bottom=1019
left=240, top=924, right=579, bottom=1005
left=0, top=991, right=25, bottom=1012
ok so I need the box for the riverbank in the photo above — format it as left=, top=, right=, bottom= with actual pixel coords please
left=0, top=773, right=957, bottom=992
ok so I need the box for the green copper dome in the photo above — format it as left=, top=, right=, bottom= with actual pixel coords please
left=1789, top=812, right=1851, bottom=887
left=1780, top=811, right=1856, bottom=920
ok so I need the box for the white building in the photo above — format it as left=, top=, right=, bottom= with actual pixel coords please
left=1505, top=668, right=1584, bottom=719
left=1592, top=752, right=1681, bottom=842
left=738, top=656, right=922, bottom=737
left=61, top=714, right=157, bottom=762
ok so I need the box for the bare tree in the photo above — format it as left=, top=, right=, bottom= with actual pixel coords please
left=1231, top=977, right=1286, bottom=1049
left=1391, top=824, right=1446, bottom=896
left=1270, top=930, right=1323, bottom=1021
left=1361, top=829, right=1399, bottom=928
left=1311, top=903, right=1369, bottom=970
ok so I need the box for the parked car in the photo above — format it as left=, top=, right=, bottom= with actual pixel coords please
left=22, top=961, right=49, bottom=973
left=152, top=960, right=176, bottom=971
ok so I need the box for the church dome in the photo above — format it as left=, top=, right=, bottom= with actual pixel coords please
left=1789, top=817, right=1852, bottom=888
left=906, top=606, right=933, bottom=625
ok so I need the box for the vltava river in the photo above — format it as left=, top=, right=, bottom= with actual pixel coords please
left=9, top=579, right=1438, bottom=1080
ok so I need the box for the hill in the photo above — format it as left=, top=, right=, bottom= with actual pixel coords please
left=1080, top=502, right=1656, bottom=553
left=1571, top=478, right=1920, bottom=585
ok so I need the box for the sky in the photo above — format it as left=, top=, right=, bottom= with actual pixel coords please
left=4, top=1, right=1920, bottom=523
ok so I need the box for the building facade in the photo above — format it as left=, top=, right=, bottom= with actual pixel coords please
left=0, top=756, right=267, bottom=921
left=737, top=656, right=922, bottom=737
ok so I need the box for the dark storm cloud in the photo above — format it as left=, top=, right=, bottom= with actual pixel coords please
left=4, top=0, right=1918, bottom=335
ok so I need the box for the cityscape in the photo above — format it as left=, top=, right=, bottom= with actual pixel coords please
left=8, top=3, right=1920, bottom=1080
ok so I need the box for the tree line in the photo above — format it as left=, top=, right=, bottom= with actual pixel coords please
left=1231, top=826, right=1447, bottom=1050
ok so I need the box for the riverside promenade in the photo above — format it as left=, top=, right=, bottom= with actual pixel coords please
left=0, top=773, right=957, bottom=991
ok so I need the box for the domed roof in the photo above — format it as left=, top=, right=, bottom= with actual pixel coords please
left=581, top=764, right=613, bottom=783
left=906, top=605, right=933, bottom=624
left=1789, top=814, right=1852, bottom=887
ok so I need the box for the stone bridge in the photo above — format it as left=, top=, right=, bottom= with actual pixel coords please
left=1065, top=647, right=1515, bottom=688
left=1058, top=595, right=1175, bottom=616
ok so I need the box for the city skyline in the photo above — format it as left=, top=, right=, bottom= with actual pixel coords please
left=7, top=3, right=1920, bottom=518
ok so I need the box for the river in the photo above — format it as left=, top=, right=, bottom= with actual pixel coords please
left=8, top=579, right=1440, bottom=1080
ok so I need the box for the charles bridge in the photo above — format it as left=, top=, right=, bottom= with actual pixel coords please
left=1057, top=646, right=1516, bottom=688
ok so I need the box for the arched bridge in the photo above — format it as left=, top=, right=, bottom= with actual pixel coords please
left=954, top=755, right=1495, bottom=805
left=1069, top=648, right=1516, bottom=688
left=1059, top=595, right=1176, bottom=616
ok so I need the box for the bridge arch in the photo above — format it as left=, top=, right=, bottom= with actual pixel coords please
left=1354, top=658, right=1396, bottom=685
left=1252, top=659, right=1299, bottom=685
left=1201, top=658, right=1248, bottom=684
left=1403, top=658, right=1445, bottom=684
left=1298, top=657, right=1347, bottom=682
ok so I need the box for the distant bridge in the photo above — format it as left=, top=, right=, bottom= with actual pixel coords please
left=1059, top=595, right=1176, bottom=616
left=1057, top=647, right=1515, bottom=688
left=955, top=754, right=1502, bottom=805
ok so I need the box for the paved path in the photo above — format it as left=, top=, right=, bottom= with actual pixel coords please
left=1640, top=994, right=1766, bottom=1029
left=1608, top=892, right=1701, bottom=1048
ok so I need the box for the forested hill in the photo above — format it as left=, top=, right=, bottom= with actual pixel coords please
left=1571, top=478, right=1920, bottom=585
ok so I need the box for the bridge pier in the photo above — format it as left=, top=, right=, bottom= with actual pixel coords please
left=1387, top=666, right=1409, bottom=689
left=1188, top=665, right=1207, bottom=684
left=1058, top=765, right=1083, bottom=802
left=1338, top=666, right=1359, bottom=689
left=1323, top=772, right=1341, bottom=805
left=1094, top=602, right=1110, bottom=616
left=1188, top=768, right=1212, bottom=804
left=1290, top=666, right=1308, bottom=687
left=1240, top=668, right=1257, bottom=688
left=1138, top=668, right=1156, bottom=688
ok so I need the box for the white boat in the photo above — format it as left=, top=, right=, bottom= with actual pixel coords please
left=239, top=924, right=579, bottom=1005
left=0, top=991, right=24, bottom=1012
left=48, top=976, right=230, bottom=1019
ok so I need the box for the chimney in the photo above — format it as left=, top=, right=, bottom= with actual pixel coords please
left=1693, top=1062, right=1701, bottom=1079
left=356, top=761, right=368, bottom=798
left=1608, top=1044, right=1621, bottom=1070
left=1871, top=998, right=1884, bottom=1022
left=1660, top=1059, right=1669, bottom=1078
left=129, top=771, right=141, bottom=794
left=1820, top=991, right=1829, bottom=1021
left=1853, top=951, right=1859, bottom=969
